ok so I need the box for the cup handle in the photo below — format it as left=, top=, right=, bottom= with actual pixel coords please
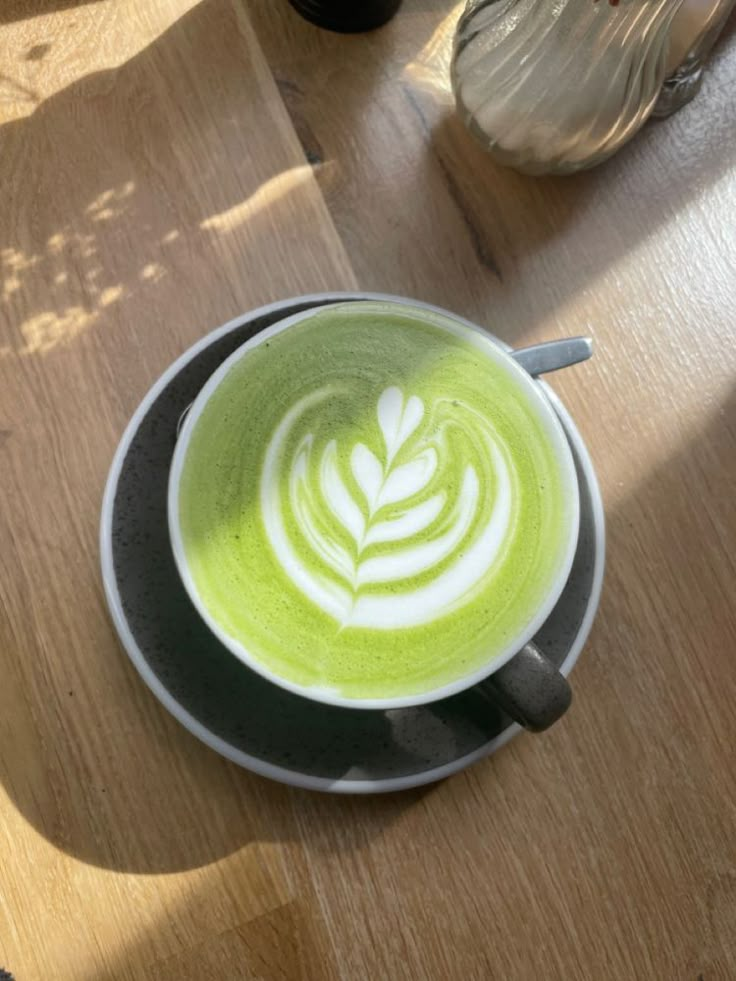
left=482, top=642, right=572, bottom=732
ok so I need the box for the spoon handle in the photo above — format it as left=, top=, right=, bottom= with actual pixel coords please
left=512, top=336, right=593, bottom=376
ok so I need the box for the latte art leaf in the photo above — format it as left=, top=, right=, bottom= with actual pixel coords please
left=320, top=441, right=365, bottom=542
left=378, top=386, right=424, bottom=463
left=377, top=448, right=437, bottom=510
left=350, top=443, right=383, bottom=511
left=363, top=491, right=445, bottom=547
left=260, top=386, right=516, bottom=629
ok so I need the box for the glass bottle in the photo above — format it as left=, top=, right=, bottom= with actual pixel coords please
left=452, top=0, right=736, bottom=174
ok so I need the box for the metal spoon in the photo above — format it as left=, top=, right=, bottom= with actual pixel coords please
left=512, top=336, right=593, bottom=376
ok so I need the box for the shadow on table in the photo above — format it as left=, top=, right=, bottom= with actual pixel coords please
left=419, top=34, right=736, bottom=341
left=571, top=383, right=736, bottom=823
left=250, top=0, right=736, bottom=344
left=560, top=384, right=736, bottom=976
left=78, top=384, right=736, bottom=979
left=0, top=0, right=102, bottom=24
left=0, top=0, right=463, bottom=882
left=0, top=0, right=732, bottom=889
left=80, top=789, right=436, bottom=980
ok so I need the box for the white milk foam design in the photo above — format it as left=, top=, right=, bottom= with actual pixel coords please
left=261, top=386, right=515, bottom=629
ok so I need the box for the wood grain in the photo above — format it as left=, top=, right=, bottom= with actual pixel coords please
left=1, top=1, right=735, bottom=979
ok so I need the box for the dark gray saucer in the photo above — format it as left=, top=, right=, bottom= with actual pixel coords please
left=100, top=293, right=605, bottom=793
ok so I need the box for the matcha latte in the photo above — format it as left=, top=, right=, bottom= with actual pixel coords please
left=169, top=302, right=579, bottom=706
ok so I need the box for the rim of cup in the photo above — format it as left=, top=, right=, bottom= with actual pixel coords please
left=168, top=299, right=581, bottom=710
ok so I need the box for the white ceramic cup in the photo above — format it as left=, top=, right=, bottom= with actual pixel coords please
left=168, top=301, right=580, bottom=728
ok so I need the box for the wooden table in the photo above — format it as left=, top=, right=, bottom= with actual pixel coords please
left=1, top=2, right=735, bottom=978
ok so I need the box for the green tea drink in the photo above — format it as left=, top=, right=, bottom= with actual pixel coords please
left=172, top=302, right=578, bottom=703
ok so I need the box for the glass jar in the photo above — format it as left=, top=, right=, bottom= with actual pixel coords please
left=452, top=0, right=735, bottom=174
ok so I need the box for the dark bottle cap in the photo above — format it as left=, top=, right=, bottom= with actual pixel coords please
left=288, top=0, right=403, bottom=33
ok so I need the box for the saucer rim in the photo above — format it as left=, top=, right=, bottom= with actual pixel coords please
left=100, top=291, right=606, bottom=794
